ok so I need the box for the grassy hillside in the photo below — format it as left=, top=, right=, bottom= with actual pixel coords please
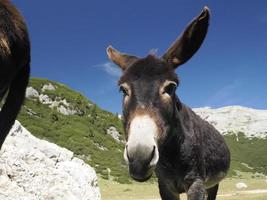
left=18, top=78, right=129, bottom=183
left=16, top=78, right=267, bottom=183
left=224, top=133, right=267, bottom=176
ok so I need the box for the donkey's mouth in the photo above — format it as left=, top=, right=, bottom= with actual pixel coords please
left=124, top=141, right=159, bottom=182
left=127, top=146, right=157, bottom=182
left=129, top=165, right=154, bottom=182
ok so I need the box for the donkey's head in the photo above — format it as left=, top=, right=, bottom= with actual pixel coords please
left=107, top=7, right=210, bottom=182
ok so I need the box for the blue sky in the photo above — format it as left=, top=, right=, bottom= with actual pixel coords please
left=13, top=0, right=267, bottom=113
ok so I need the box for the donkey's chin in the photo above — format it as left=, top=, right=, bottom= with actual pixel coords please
left=131, top=173, right=153, bottom=182
left=129, top=165, right=154, bottom=182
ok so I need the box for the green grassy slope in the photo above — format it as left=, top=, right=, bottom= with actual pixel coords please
left=16, top=78, right=267, bottom=183
left=18, top=78, right=129, bottom=183
left=224, top=133, right=267, bottom=176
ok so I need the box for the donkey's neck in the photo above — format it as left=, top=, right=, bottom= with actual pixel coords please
left=158, top=99, right=186, bottom=167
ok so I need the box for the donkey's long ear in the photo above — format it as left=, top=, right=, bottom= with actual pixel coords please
left=107, top=46, right=138, bottom=70
left=162, top=7, right=210, bottom=68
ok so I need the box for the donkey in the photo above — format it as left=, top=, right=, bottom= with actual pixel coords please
left=0, top=0, right=30, bottom=149
left=107, top=7, right=230, bottom=200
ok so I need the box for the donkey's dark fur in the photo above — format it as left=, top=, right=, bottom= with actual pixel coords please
left=108, top=7, right=230, bottom=200
left=0, top=0, right=30, bottom=149
left=155, top=90, right=230, bottom=199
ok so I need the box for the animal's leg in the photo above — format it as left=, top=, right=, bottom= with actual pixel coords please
left=158, top=181, right=180, bottom=200
left=0, top=63, right=30, bottom=148
left=206, top=184, right=219, bottom=200
left=187, top=179, right=205, bottom=200
left=0, top=87, right=8, bottom=101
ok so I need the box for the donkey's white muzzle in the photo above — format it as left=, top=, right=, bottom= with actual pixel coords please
left=124, top=115, right=159, bottom=181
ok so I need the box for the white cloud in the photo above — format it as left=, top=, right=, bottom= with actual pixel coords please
left=149, top=48, right=159, bottom=55
left=101, top=62, right=122, bottom=78
left=206, top=79, right=244, bottom=107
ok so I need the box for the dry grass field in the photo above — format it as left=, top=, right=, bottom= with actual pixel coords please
left=99, top=173, right=267, bottom=200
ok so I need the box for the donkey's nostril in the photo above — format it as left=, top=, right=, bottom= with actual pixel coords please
left=149, top=145, right=159, bottom=167
left=148, top=146, right=156, bottom=163
left=125, top=144, right=159, bottom=168
left=126, top=145, right=134, bottom=163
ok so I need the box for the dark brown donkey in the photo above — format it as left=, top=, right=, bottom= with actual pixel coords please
left=107, top=7, right=230, bottom=200
left=0, top=0, right=30, bottom=148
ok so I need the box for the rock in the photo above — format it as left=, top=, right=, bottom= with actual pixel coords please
left=49, top=100, right=60, bottom=108
left=57, top=105, right=77, bottom=115
left=25, top=86, right=81, bottom=116
left=94, top=143, right=108, bottom=151
left=49, top=98, right=70, bottom=108
left=236, top=182, right=248, bottom=189
left=61, top=99, right=70, bottom=107
left=106, top=126, right=121, bottom=142
left=26, top=87, right=39, bottom=99
left=39, top=94, right=53, bottom=105
left=38, top=93, right=77, bottom=116
left=117, top=114, right=123, bottom=120
left=0, top=121, right=101, bottom=200
left=24, top=106, right=39, bottom=117
left=41, top=83, right=56, bottom=92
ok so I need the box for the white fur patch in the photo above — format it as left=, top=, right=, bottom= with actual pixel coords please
left=125, top=115, right=159, bottom=166
left=128, top=115, right=158, bottom=147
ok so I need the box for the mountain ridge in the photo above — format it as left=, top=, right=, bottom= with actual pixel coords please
left=194, top=105, right=267, bottom=139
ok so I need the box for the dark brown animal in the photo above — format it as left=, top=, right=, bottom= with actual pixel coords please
left=0, top=0, right=30, bottom=148
left=107, top=7, right=230, bottom=200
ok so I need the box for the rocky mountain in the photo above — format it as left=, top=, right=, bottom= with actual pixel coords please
left=194, top=106, right=267, bottom=176
left=194, top=106, right=267, bottom=139
left=0, top=121, right=101, bottom=200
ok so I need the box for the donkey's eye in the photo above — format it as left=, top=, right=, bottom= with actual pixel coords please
left=119, top=86, right=129, bottom=96
left=163, top=83, right=177, bottom=96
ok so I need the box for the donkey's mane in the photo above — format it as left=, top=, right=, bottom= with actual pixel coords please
left=119, top=55, right=179, bottom=84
